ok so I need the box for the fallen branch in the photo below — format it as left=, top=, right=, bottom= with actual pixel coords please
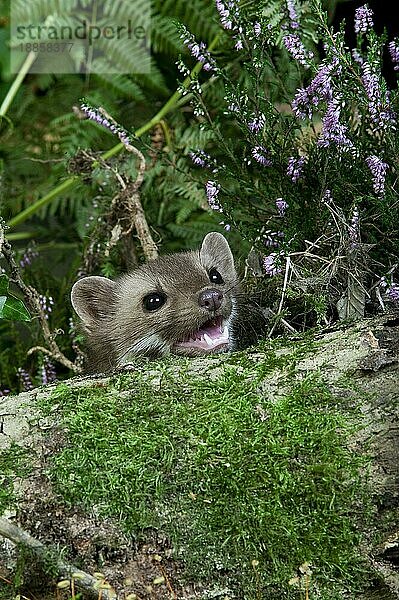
left=0, top=517, right=117, bottom=599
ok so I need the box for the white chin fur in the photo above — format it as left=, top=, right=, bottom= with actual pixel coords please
left=117, top=334, right=169, bottom=364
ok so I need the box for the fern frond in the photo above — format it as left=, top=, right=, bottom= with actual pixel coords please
left=11, top=0, right=78, bottom=21
left=103, top=0, right=150, bottom=23
left=91, top=69, right=145, bottom=101
left=167, top=220, right=221, bottom=244
left=178, top=126, right=216, bottom=151
left=154, top=0, right=220, bottom=42
left=151, top=15, right=184, bottom=56
left=95, top=31, right=151, bottom=70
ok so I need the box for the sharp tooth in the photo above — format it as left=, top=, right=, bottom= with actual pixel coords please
left=204, top=333, right=213, bottom=346
left=223, top=326, right=229, bottom=338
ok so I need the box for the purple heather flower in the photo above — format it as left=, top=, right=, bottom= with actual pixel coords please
left=248, top=113, right=266, bottom=133
left=190, top=150, right=211, bottom=167
left=292, top=59, right=338, bottom=119
left=38, top=295, right=54, bottom=320
left=41, top=357, right=57, bottom=385
left=251, top=146, right=272, bottom=166
left=386, top=283, right=399, bottom=302
left=283, top=33, right=313, bottom=67
left=317, top=99, right=353, bottom=150
left=388, top=40, right=399, bottom=71
left=180, top=29, right=217, bottom=72
left=287, top=156, right=306, bottom=182
left=0, top=389, right=10, bottom=396
left=351, top=48, right=364, bottom=65
left=254, top=22, right=261, bottom=37
left=219, top=221, right=231, bottom=231
left=286, top=0, right=299, bottom=28
left=276, top=198, right=289, bottom=216
left=227, top=100, right=239, bottom=112
left=20, top=246, right=38, bottom=268
left=205, top=180, right=222, bottom=211
left=17, top=368, right=34, bottom=391
left=263, top=230, right=283, bottom=247
left=263, top=253, right=282, bottom=276
left=361, top=61, right=395, bottom=131
left=366, top=155, right=388, bottom=196
left=81, top=103, right=132, bottom=147
left=235, top=38, right=243, bottom=51
left=348, top=206, right=360, bottom=243
left=215, top=0, right=237, bottom=30
left=354, top=5, right=373, bottom=34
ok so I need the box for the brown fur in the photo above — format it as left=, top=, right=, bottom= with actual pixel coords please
left=72, top=233, right=258, bottom=373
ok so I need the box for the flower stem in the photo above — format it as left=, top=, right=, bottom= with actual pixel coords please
left=7, top=34, right=220, bottom=229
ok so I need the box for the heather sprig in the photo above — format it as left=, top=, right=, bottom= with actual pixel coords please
left=38, top=295, right=54, bottom=321
left=19, top=245, right=38, bottom=269
left=263, top=252, right=283, bottom=276
left=283, top=33, right=314, bottom=67
left=17, top=367, right=34, bottom=392
left=41, top=356, right=57, bottom=385
left=365, top=155, right=388, bottom=196
left=252, top=146, right=272, bottom=166
left=286, top=0, right=300, bottom=29
left=386, top=283, right=399, bottom=303
left=215, top=0, right=240, bottom=31
left=360, top=61, right=395, bottom=132
left=190, top=150, right=212, bottom=168
left=276, top=199, right=289, bottom=217
left=317, top=99, right=353, bottom=150
left=354, top=5, right=373, bottom=35
left=291, top=57, right=338, bottom=119
left=247, top=113, right=266, bottom=133
left=287, top=156, right=306, bottom=182
left=179, top=26, right=218, bottom=73
left=80, top=102, right=132, bottom=146
left=205, top=180, right=222, bottom=212
left=388, top=40, right=399, bottom=71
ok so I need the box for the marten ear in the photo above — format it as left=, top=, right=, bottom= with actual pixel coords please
left=71, top=276, right=117, bottom=327
left=200, top=232, right=235, bottom=274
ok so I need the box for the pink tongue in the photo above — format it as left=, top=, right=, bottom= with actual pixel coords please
left=200, top=322, right=221, bottom=339
left=176, top=320, right=229, bottom=350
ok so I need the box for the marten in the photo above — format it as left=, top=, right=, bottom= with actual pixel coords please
left=71, top=232, right=268, bottom=373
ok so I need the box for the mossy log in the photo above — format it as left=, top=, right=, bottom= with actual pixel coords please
left=0, top=314, right=398, bottom=600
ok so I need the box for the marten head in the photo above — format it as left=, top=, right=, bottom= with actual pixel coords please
left=71, top=232, right=240, bottom=372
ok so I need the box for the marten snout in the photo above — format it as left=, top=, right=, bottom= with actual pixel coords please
left=198, top=289, right=223, bottom=311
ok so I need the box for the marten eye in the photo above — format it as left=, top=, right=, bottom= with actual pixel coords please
left=143, top=292, right=167, bottom=311
left=209, top=268, right=224, bottom=285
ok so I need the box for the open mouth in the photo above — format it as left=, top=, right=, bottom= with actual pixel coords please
left=174, top=315, right=229, bottom=352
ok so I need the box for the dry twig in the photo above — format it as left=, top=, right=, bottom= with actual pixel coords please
left=97, top=107, right=158, bottom=261
left=0, top=222, right=80, bottom=373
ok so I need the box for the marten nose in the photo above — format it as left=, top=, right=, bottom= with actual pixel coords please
left=199, top=289, right=223, bottom=311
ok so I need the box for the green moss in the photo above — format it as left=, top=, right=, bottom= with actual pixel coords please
left=0, top=443, right=32, bottom=514
left=37, top=350, right=371, bottom=599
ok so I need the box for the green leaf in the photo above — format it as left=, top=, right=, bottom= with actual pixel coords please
left=0, top=274, right=9, bottom=295
left=0, top=297, right=31, bottom=322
